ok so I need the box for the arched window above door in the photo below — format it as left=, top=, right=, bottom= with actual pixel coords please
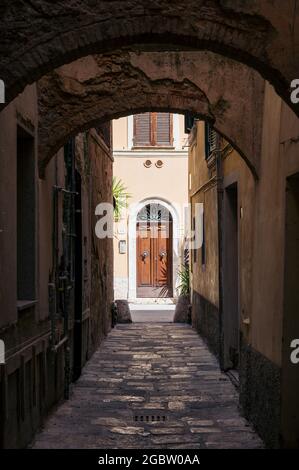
left=137, top=203, right=173, bottom=223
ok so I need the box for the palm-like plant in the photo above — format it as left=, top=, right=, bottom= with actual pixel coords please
left=176, top=264, right=190, bottom=296
left=112, top=177, right=131, bottom=221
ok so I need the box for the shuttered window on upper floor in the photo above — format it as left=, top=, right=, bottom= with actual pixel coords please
left=133, top=112, right=173, bottom=147
left=204, top=122, right=218, bottom=159
left=133, top=113, right=151, bottom=146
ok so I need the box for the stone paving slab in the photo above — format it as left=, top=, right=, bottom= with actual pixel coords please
left=31, top=323, right=263, bottom=449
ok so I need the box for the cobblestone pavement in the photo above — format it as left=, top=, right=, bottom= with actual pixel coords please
left=32, top=323, right=263, bottom=449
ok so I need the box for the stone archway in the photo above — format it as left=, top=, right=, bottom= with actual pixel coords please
left=0, top=1, right=298, bottom=114
left=38, top=50, right=265, bottom=177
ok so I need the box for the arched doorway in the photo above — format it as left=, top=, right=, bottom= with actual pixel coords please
left=128, top=199, right=180, bottom=300
left=136, top=203, right=173, bottom=298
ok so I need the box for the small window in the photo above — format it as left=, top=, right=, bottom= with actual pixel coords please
left=17, top=126, right=36, bottom=301
left=133, top=113, right=173, bottom=147
left=205, top=122, right=217, bottom=159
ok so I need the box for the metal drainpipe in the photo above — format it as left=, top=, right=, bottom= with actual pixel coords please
left=215, top=135, right=225, bottom=370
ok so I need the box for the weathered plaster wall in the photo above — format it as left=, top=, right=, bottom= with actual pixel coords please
left=88, top=130, right=114, bottom=347
left=38, top=149, right=65, bottom=321
left=250, top=84, right=299, bottom=366
left=37, top=51, right=265, bottom=177
left=222, top=151, right=256, bottom=345
left=189, top=121, right=255, bottom=358
left=0, top=85, right=114, bottom=448
left=0, top=1, right=297, bottom=113
left=189, top=83, right=299, bottom=448
left=0, top=84, right=38, bottom=329
left=240, top=83, right=299, bottom=448
left=189, top=122, right=219, bottom=308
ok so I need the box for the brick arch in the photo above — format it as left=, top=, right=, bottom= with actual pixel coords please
left=38, top=51, right=265, bottom=178
left=0, top=1, right=298, bottom=113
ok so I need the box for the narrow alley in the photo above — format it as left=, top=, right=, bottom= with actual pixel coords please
left=32, top=321, right=262, bottom=449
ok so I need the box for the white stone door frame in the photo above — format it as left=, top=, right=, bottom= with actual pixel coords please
left=128, top=198, right=180, bottom=300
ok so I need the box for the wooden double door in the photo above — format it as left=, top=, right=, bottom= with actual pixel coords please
left=137, top=222, right=173, bottom=298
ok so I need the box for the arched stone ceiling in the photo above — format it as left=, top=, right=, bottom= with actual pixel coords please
left=0, top=0, right=298, bottom=114
left=38, top=50, right=265, bottom=178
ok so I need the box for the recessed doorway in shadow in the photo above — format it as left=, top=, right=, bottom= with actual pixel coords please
left=222, top=182, right=239, bottom=372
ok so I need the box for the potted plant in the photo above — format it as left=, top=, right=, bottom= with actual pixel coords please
left=174, top=260, right=191, bottom=324
left=112, top=177, right=131, bottom=221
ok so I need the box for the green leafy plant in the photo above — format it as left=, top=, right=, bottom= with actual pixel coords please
left=176, top=264, right=190, bottom=296
left=112, top=177, right=131, bottom=221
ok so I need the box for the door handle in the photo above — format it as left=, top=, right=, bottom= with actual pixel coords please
left=141, top=250, right=149, bottom=260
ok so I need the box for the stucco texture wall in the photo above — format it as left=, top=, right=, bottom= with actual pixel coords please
left=88, top=131, right=114, bottom=346
left=251, top=84, right=299, bottom=367
left=0, top=84, right=38, bottom=329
